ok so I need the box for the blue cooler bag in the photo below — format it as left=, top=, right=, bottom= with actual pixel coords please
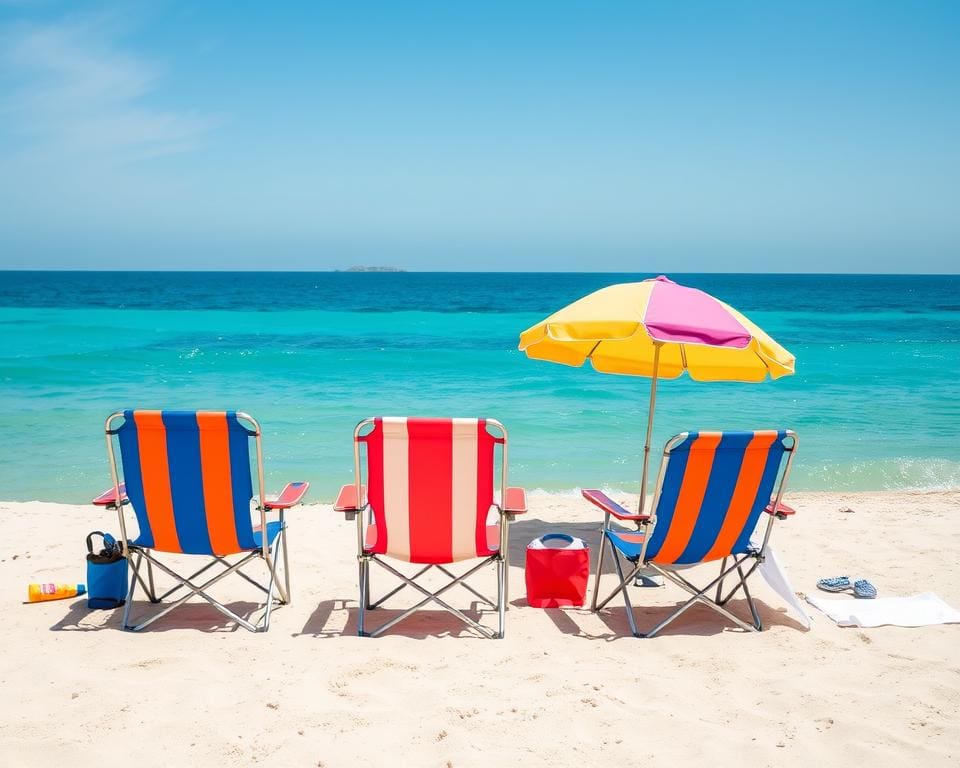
left=86, top=531, right=128, bottom=609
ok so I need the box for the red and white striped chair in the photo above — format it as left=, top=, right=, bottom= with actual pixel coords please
left=335, top=417, right=527, bottom=638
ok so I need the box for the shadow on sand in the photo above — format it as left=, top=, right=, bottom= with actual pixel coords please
left=50, top=598, right=267, bottom=633
left=295, top=516, right=807, bottom=640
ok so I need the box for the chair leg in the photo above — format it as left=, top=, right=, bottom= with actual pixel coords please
left=503, top=539, right=510, bottom=609
left=496, top=556, right=506, bottom=639
left=739, top=564, right=763, bottom=630
left=254, top=530, right=295, bottom=630
left=591, top=530, right=608, bottom=612
left=144, top=559, right=156, bottom=602
left=260, top=554, right=279, bottom=633
left=595, top=537, right=642, bottom=612
left=358, top=557, right=370, bottom=636
left=715, top=557, right=728, bottom=604
left=122, top=553, right=142, bottom=630
left=716, top=557, right=760, bottom=606
left=364, top=561, right=372, bottom=609
left=128, top=550, right=159, bottom=603
left=280, top=526, right=292, bottom=605
left=610, top=547, right=640, bottom=637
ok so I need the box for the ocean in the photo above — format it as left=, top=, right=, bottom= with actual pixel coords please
left=1, top=271, right=958, bottom=502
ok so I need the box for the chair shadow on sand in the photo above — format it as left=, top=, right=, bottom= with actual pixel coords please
left=508, top=517, right=808, bottom=639
left=294, top=516, right=806, bottom=640
left=50, top=512, right=805, bottom=638
left=296, top=599, right=504, bottom=640
left=525, top=597, right=808, bottom=641
left=294, top=516, right=567, bottom=639
left=49, top=599, right=266, bottom=633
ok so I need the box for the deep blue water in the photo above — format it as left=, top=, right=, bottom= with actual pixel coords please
left=1, top=271, right=958, bottom=502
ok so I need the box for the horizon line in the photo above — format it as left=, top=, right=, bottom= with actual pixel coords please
left=1, top=268, right=959, bottom=277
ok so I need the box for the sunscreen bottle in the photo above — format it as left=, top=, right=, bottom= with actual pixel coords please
left=27, top=583, right=86, bottom=602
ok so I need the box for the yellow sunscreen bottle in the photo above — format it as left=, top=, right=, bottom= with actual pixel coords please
left=27, top=583, right=86, bottom=602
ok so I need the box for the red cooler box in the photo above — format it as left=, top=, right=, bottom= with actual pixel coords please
left=525, top=533, right=590, bottom=608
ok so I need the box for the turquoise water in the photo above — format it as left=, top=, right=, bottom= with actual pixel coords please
left=1, top=272, right=958, bottom=502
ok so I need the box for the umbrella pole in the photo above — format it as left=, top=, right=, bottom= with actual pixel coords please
left=639, top=343, right=661, bottom=514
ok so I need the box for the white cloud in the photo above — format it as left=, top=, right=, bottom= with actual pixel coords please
left=0, top=11, right=212, bottom=163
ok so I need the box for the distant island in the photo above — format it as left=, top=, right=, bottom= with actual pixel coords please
left=339, top=266, right=407, bottom=272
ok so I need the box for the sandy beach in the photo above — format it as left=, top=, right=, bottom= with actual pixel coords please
left=2, top=490, right=958, bottom=767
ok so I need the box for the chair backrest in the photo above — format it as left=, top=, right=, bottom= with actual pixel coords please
left=111, top=410, right=259, bottom=556
left=357, top=417, right=501, bottom=564
left=646, top=430, right=795, bottom=565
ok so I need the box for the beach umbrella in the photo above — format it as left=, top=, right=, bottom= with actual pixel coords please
left=517, top=276, right=795, bottom=511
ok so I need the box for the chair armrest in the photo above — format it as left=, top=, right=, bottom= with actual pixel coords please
left=765, top=500, right=796, bottom=519
left=334, top=484, right=367, bottom=512
left=92, top=484, right=127, bottom=507
left=504, top=487, right=527, bottom=515
left=264, top=481, right=310, bottom=510
left=581, top=489, right=651, bottom=522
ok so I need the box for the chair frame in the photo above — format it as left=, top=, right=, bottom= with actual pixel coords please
left=343, top=417, right=517, bottom=639
left=591, top=430, right=798, bottom=638
left=103, top=411, right=292, bottom=632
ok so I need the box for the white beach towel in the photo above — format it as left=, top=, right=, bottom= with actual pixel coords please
left=805, top=591, right=960, bottom=628
left=757, top=545, right=812, bottom=629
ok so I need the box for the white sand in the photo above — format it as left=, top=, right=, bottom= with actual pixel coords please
left=2, top=490, right=959, bottom=767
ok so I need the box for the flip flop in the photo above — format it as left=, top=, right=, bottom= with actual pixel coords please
left=853, top=579, right=877, bottom=599
left=816, top=576, right=852, bottom=593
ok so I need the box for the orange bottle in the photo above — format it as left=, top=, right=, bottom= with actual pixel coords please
left=27, top=583, right=86, bottom=602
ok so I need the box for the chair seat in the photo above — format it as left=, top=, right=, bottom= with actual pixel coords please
left=132, top=520, right=284, bottom=554
left=605, top=528, right=647, bottom=561
left=364, top=524, right=501, bottom=557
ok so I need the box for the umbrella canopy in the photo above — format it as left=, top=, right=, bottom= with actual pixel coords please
left=518, top=276, right=795, bottom=510
left=518, top=276, right=794, bottom=382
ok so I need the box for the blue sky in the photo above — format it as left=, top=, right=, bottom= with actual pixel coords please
left=0, top=1, right=958, bottom=272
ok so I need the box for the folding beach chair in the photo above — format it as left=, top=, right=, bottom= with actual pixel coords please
left=335, top=417, right=527, bottom=638
left=94, top=410, right=309, bottom=632
left=585, top=430, right=798, bottom=637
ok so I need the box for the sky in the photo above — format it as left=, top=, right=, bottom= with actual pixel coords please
left=0, top=1, right=958, bottom=272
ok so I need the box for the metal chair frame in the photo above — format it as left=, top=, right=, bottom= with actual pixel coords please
left=349, top=418, right=513, bottom=639
left=104, top=411, right=291, bottom=632
left=591, top=431, right=798, bottom=638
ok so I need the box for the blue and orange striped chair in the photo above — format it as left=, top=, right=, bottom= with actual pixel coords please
left=583, top=430, right=798, bottom=637
left=94, top=410, right=309, bottom=632
left=334, top=417, right=527, bottom=638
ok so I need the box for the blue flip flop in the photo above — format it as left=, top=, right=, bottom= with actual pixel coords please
left=817, top=576, right=852, bottom=593
left=853, top=579, right=877, bottom=599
